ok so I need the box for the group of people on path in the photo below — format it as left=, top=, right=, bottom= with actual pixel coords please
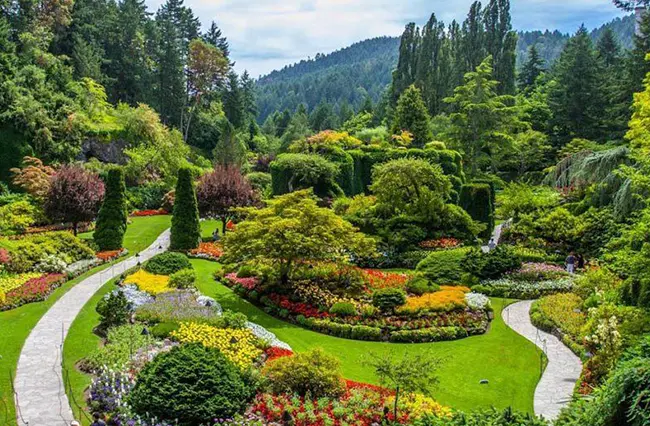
left=565, top=252, right=585, bottom=274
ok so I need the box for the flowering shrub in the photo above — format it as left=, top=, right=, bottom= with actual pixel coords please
left=131, top=209, right=168, bottom=217
left=34, top=254, right=67, bottom=273
left=225, top=272, right=259, bottom=290
left=226, top=220, right=236, bottom=231
left=267, top=293, right=328, bottom=318
left=264, top=347, right=293, bottom=362
left=292, top=281, right=353, bottom=309
left=170, top=322, right=263, bottom=369
left=474, top=278, right=573, bottom=299
left=465, top=292, right=491, bottom=310
left=531, top=293, right=585, bottom=341
left=189, top=242, right=223, bottom=260
left=361, top=269, right=410, bottom=292
left=397, top=286, right=469, bottom=314
left=508, top=262, right=568, bottom=282
left=124, top=269, right=171, bottom=295
left=0, top=272, right=43, bottom=294
left=418, top=238, right=461, bottom=250
left=0, top=273, right=65, bottom=310
left=0, top=249, right=10, bottom=271
left=96, top=250, right=125, bottom=262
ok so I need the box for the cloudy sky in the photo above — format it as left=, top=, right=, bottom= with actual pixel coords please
left=146, top=0, right=627, bottom=78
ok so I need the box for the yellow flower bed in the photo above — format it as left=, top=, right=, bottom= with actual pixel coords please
left=398, top=286, right=469, bottom=314
left=0, top=273, right=42, bottom=294
left=123, top=269, right=170, bottom=295
left=170, top=322, right=263, bottom=369
left=387, top=393, right=452, bottom=419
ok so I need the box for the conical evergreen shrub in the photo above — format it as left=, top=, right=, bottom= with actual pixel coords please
left=94, top=168, right=128, bottom=251
left=170, top=168, right=201, bottom=250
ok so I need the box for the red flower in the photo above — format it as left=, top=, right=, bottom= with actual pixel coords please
left=131, top=209, right=168, bottom=217
left=264, top=347, right=293, bottom=361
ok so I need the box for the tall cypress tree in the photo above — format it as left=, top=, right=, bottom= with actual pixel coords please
left=518, top=44, right=545, bottom=93
left=94, top=168, right=128, bottom=251
left=391, top=23, right=420, bottom=103
left=170, top=168, right=201, bottom=250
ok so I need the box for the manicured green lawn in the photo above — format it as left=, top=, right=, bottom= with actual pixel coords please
left=200, top=219, right=222, bottom=240
left=62, top=257, right=544, bottom=422
left=0, top=216, right=170, bottom=426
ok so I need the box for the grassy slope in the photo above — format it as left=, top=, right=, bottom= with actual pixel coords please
left=63, top=257, right=544, bottom=421
left=0, top=216, right=170, bottom=426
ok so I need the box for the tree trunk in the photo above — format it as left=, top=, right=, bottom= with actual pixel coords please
left=221, top=216, right=227, bottom=235
left=73, top=222, right=78, bottom=236
left=394, top=386, right=400, bottom=420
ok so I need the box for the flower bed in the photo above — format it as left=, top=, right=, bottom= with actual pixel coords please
left=397, top=286, right=469, bottom=314
left=507, top=262, right=568, bottom=282
left=96, top=249, right=126, bottom=262
left=124, top=269, right=171, bottom=295
left=0, top=273, right=66, bottom=311
left=170, top=322, right=263, bottom=369
left=189, top=242, right=223, bottom=261
left=131, top=209, right=168, bottom=217
left=361, top=269, right=410, bottom=291
left=418, top=237, right=461, bottom=250
left=473, top=277, right=574, bottom=299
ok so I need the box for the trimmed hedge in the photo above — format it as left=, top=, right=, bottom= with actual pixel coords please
left=94, top=168, right=128, bottom=251
left=416, top=248, right=471, bottom=284
left=145, top=252, right=192, bottom=275
left=270, top=153, right=342, bottom=198
left=388, top=326, right=467, bottom=343
left=459, top=183, right=494, bottom=239
left=170, top=168, right=201, bottom=250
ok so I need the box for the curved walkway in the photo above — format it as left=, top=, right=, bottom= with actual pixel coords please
left=14, top=230, right=170, bottom=426
left=502, top=300, right=582, bottom=421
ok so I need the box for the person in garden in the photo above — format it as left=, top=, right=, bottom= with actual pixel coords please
left=577, top=253, right=585, bottom=270
left=488, top=238, right=496, bottom=251
left=566, top=252, right=576, bottom=274
left=91, top=412, right=106, bottom=426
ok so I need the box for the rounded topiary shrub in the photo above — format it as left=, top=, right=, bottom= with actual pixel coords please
left=128, top=343, right=256, bottom=425
left=372, top=288, right=407, bottom=313
left=94, top=168, right=128, bottom=251
left=144, top=252, right=192, bottom=275
left=169, top=268, right=196, bottom=289
left=263, top=348, right=345, bottom=398
left=170, top=168, right=201, bottom=250
left=406, top=276, right=440, bottom=295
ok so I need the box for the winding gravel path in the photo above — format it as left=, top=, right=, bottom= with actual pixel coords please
left=502, top=300, right=582, bottom=421
left=13, top=230, right=170, bottom=426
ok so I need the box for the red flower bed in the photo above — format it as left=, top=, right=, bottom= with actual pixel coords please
left=264, top=347, right=293, bottom=362
left=96, top=250, right=124, bottom=262
left=360, top=269, right=410, bottom=291
left=225, top=273, right=259, bottom=290
left=268, top=293, right=328, bottom=318
left=1, top=273, right=66, bottom=310
left=131, top=209, right=168, bottom=217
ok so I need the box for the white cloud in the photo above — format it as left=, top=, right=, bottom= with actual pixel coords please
left=145, top=0, right=627, bottom=78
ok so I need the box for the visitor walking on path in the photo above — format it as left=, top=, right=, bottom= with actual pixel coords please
left=566, top=252, right=576, bottom=274
left=487, top=238, right=496, bottom=251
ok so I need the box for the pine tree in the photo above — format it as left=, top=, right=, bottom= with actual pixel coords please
left=518, top=44, right=545, bottom=92
left=240, top=71, right=258, bottom=120
left=170, top=167, right=201, bottom=250
left=483, top=0, right=517, bottom=95
left=203, top=21, right=230, bottom=60
left=309, top=102, right=338, bottom=131
left=360, top=96, right=373, bottom=114
left=223, top=71, right=245, bottom=128
left=597, top=28, right=628, bottom=141
left=548, top=26, right=605, bottom=146
left=392, top=85, right=432, bottom=148
left=391, top=23, right=419, bottom=103
left=597, top=28, right=621, bottom=68
left=94, top=168, right=128, bottom=251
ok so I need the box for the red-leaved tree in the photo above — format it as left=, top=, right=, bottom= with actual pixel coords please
left=196, top=165, right=258, bottom=235
left=44, top=165, right=105, bottom=235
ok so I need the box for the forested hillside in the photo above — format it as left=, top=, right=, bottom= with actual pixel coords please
left=256, top=15, right=635, bottom=121
left=255, top=37, right=400, bottom=122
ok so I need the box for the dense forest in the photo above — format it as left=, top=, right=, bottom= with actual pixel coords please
left=256, top=15, right=636, bottom=121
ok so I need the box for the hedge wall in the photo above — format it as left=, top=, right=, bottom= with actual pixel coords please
left=458, top=183, right=494, bottom=239
left=270, top=153, right=343, bottom=198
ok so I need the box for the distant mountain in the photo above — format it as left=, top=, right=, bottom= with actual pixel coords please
left=255, top=16, right=635, bottom=122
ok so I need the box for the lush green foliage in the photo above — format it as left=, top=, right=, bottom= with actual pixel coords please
left=128, top=343, right=256, bottom=424
left=372, top=288, right=407, bottom=313
left=170, top=168, right=201, bottom=250
left=168, top=268, right=196, bottom=289
left=144, top=252, right=192, bottom=276
left=96, top=290, right=131, bottom=333
left=416, top=248, right=471, bottom=284
left=459, top=184, right=494, bottom=239
left=94, top=168, right=128, bottom=250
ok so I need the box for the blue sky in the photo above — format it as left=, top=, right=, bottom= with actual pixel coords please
left=147, top=0, right=627, bottom=78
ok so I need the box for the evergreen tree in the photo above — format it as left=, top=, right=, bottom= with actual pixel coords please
left=518, top=44, right=545, bottom=93
left=223, top=71, right=245, bottom=128
left=94, top=167, right=128, bottom=251
left=203, top=20, right=230, bottom=60
left=240, top=71, right=257, bottom=120
left=392, top=85, right=432, bottom=148
left=360, top=96, right=373, bottom=114
left=597, top=27, right=621, bottom=68
left=444, top=56, right=520, bottom=175
left=548, top=26, right=605, bottom=146
left=391, top=23, right=419, bottom=103
left=625, top=10, right=650, bottom=100
left=597, top=28, right=628, bottom=141
left=338, top=101, right=354, bottom=124
left=309, top=101, right=338, bottom=131
left=484, top=0, right=517, bottom=95
left=170, top=167, right=201, bottom=250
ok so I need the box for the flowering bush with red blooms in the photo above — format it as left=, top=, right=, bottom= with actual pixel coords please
left=131, top=209, right=168, bottom=217
left=226, top=220, right=236, bottom=231
left=250, top=381, right=409, bottom=426
left=96, top=250, right=124, bottom=262
left=225, top=273, right=259, bottom=290
left=418, top=238, right=461, bottom=250
left=0, top=249, right=10, bottom=266
left=268, top=294, right=328, bottom=318
left=264, top=347, right=293, bottom=362
left=1, top=273, right=66, bottom=310
left=360, top=269, right=410, bottom=292
left=189, top=242, right=224, bottom=260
